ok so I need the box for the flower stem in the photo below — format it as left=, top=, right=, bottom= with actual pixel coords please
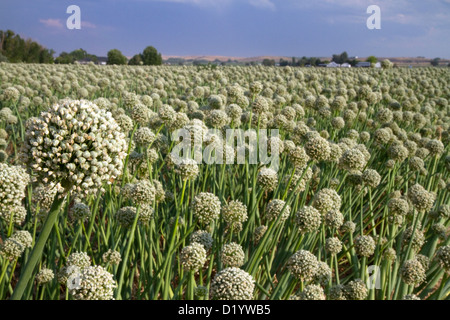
left=10, top=195, right=65, bottom=300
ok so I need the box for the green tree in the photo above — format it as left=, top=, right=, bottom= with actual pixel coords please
left=262, top=59, right=275, bottom=66
left=55, top=48, right=97, bottom=64
left=39, top=48, right=55, bottom=63
left=128, top=54, right=143, bottom=65
left=55, top=52, right=74, bottom=64
left=279, top=58, right=289, bottom=67
left=332, top=51, right=348, bottom=64
left=0, top=29, right=54, bottom=63
left=349, top=59, right=360, bottom=67
left=298, top=56, right=308, bottom=66
left=366, top=56, right=377, bottom=64
left=430, top=57, right=440, bottom=66
left=142, top=46, right=162, bottom=66
left=107, top=49, right=127, bottom=65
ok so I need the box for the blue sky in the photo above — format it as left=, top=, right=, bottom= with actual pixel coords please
left=1, top=0, right=449, bottom=58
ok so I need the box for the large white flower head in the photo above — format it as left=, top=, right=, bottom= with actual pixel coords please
left=20, top=99, right=128, bottom=196
left=69, top=265, right=117, bottom=300
left=210, top=267, right=255, bottom=300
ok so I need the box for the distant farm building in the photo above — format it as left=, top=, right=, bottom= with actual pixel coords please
left=76, top=57, right=107, bottom=65
left=355, top=62, right=371, bottom=68
left=326, top=62, right=340, bottom=68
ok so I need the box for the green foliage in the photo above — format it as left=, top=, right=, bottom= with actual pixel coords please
left=128, top=54, right=143, bottom=65
left=366, top=56, right=378, bottom=64
left=0, top=29, right=54, bottom=63
left=142, top=46, right=162, bottom=66
left=431, top=58, right=441, bottom=67
left=279, top=59, right=289, bottom=67
left=349, top=59, right=360, bottom=67
left=331, top=51, right=349, bottom=64
left=55, top=48, right=98, bottom=64
left=262, top=59, right=275, bottom=66
left=107, top=49, right=127, bottom=65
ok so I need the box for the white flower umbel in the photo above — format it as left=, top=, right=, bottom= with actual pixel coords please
left=20, top=99, right=128, bottom=196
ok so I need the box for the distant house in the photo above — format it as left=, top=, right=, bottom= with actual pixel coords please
left=374, top=62, right=381, bottom=68
left=341, top=63, right=351, bottom=68
left=327, top=62, right=340, bottom=68
left=76, top=58, right=94, bottom=65
left=97, top=57, right=107, bottom=65
left=76, top=57, right=107, bottom=65
left=355, top=62, right=372, bottom=68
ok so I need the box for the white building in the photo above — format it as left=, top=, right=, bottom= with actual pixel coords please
left=326, top=61, right=340, bottom=68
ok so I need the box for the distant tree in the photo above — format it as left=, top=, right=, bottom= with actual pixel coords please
left=55, top=52, right=74, bottom=64
left=279, top=58, right=289, bottom=67
left=39, top=48, right=55, bottom=63
left=430, top=57, right=440, bottom=66
left=71, top=49, right=89, bottom=61
left=262, top=59, right=275, bottom=66
left=55, top=48, right=97, bottom=64
left=349, top=59, right=360, bottom=67
left=142, top=46, right=162, bottom=66
left=298, top=56, right=308, bottom=67
left=366, top=56, right=378, bottom=64
left=107, top=49, right=127, bottom=65
left=128, top=54, right=143, bottom=65
left=332, top=51, right=348, bottom=64
left=0, top=29, right=54, bottom=63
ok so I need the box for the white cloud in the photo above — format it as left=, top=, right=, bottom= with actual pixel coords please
left=249, top=0, right=275, bottom=10
left=140, top=0, right=275, bottom=9
left=82, top=21, right=97, bottom=29
left=144, top=0, right=231, bottom=6
left=39, top=18, right=64, bottom=29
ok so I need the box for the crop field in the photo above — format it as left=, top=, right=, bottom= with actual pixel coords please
left=0, top=63, right=449, bottom=300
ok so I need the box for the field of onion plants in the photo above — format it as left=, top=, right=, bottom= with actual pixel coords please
left=0, top=62, right=448, bottom=300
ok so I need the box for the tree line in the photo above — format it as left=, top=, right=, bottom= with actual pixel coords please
left=0, top=29, right=163, bottom=66
left=0, top=30, right=54, bottom=63
left=1, top=30, right=447, bottom=67
left=111, top=46, right=162, bottom=66
left=270, top=52, right=363, bottom=67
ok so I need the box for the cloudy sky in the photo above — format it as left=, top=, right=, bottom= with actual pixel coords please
left=1, top=0, right=449, bottom=58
